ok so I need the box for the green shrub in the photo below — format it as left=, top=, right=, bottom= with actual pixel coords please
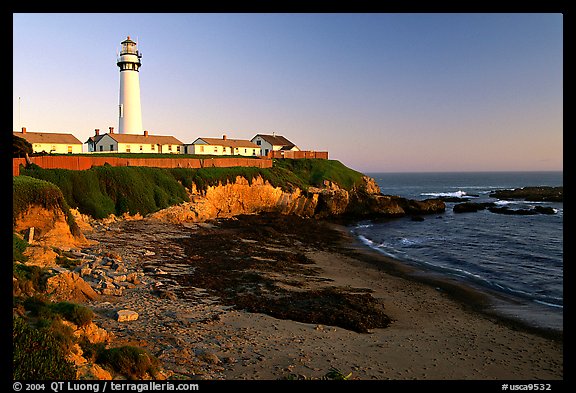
left=13, top=175, right=67, bottom=218
left=78, top=340, right=107, bottom=363
left=97, top=346, right=160, bottom=380
left=22, top=166, right=188, bottom=219
left=13, top=316, right=76, bottom=380
left=169, top=166, right=307, bottom=194
left=13, top=233, right=29, bottom=263
left=23, top=297, right=94, bottom=327
left=13, top=265, right=48, bottom=293
left=50, top=301, right=94, bottom=327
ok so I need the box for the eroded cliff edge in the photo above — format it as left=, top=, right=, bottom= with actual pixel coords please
left=148, top=174, right=445, bottom=224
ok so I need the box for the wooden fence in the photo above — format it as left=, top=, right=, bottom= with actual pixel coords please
left=268, top=150, right=328, bottom=159
left=13, top=155, right=272, bottom=176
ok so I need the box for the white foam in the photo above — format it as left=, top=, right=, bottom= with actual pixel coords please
left=494, top=200, right=515, bottom=206
left=421, top=190, right=468, bottom=198
left=534, top=299, right=564, bottom=309
left=399, top=237, right=421, bottom=246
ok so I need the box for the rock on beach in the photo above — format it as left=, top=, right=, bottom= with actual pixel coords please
left=116, top=309, right=139, bottom=322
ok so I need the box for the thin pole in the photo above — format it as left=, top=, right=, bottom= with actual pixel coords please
left=18, top=96, right=21, bottom=130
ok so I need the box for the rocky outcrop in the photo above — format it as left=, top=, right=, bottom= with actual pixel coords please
left=149, top=174, right=445, bottom=223
left=453, top=202, right=497, bottom=213
left=453, top=202, right=557, bottom=215
left=490, top=186, right=563, bottom=202
left=149, top=175, right=318, bottom=223
left=488, top=206, right=557, bottom=215
left=45, top=270, right=100, bottom=302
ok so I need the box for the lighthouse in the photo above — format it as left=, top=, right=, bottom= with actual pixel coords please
left=117, top=36, right=143, bottom=134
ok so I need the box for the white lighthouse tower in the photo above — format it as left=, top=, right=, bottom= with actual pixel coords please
left=117, top=36, right=143, bottom=134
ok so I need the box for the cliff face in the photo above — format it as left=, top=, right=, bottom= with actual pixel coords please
left=149, top=174, right=445, bottom=224
left=149, top=175, right=317, bottom=223
left=14, top=205, right=90, bottom=251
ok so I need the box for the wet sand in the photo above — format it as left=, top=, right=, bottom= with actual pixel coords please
left=85, top=213, right=563, bottom=381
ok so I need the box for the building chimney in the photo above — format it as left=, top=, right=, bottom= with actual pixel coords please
left=109, top=127, right=114, bottom=134
left=144, top=130, right=149, bottom=137
left=22, top=127, right=26, bottom=134
left=95, top=128, right=100, bottom=136
left=223, top=134, right=227, bottom=140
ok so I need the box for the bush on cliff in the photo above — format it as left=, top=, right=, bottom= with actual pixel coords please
left=169, top=165, right=307, bottom=194
left=21, top=165, right=189, bottom=219
left=13, top=316, right=77, bottom=380
left=13, top=175, right=81, bottom=236
left=273, top=159, right=364, bottom=191
left=96, top=346, right=161, bottom=380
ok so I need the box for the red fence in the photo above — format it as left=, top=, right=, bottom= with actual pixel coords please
left=268, top=150, right=328, bottom=159
left=13, top=155, right=272, bottom=176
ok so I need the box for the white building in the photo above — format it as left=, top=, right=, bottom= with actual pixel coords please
left=14, top=127, right=83, bottom=154
left=251, top=134, right=300, bottom=156
left=186, top=135, right=261, bottom=156
left=117, top=36, right=143, bottom=135
left=85, top=128, right=183, bottom=154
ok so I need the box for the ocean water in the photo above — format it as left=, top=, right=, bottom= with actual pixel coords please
left=351, top=171, right=563, bottom=332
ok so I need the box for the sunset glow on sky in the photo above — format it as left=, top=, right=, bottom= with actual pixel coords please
left=12, top=13, right=563, bottom=173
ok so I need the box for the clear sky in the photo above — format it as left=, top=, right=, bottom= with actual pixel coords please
left=12, top=13, right=563, bottom=173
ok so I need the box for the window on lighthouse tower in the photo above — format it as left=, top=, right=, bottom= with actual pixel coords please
left=119, top=104, right=124, bottom=118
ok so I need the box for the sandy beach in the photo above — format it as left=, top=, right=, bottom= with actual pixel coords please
left=83, top=213, right=563, bottom=381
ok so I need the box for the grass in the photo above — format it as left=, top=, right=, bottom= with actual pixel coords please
left=169, top=165, right=307, bottom=194
left=21, top=165, right=189, bottom=219
left=47, top=152, right=263, bottom=159
left=96, top=346, right=161, bottom=380
left=13, top=233, right=29, bottom=263
left=13, top=316, right=77, bottom=380
left=273, top=159, right=364, bottom=191
left=22, top=296, right=94, bottom=327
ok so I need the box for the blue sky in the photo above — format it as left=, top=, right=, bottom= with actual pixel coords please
left=12, top=13, right=563, bottom=173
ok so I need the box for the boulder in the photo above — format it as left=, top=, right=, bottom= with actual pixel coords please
left=45, top=271, right=99, bottom=302
left=116, top=309, right=139, bottom=322
left=488, top=207, right=538, bottom=215
left=533, top=206, right=556, bottom=215
left=453, top=202, right=496, bottom=213
left=396, top=198, right=446, bottom=215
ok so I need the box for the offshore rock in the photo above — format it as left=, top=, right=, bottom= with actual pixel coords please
left=453, top=202, right=497, bottom=213
left=396, top=197, right=446, bottom=215
left=490, top=186, right=563, bottom=202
